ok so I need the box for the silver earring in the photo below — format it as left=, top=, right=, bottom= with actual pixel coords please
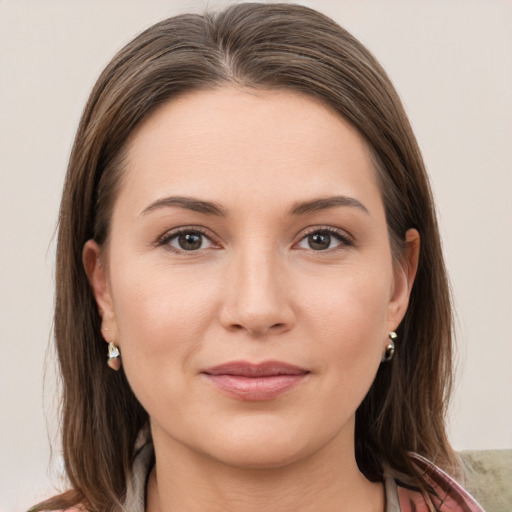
left=382, top=331, right=397, bottom=362
left=107, top=341, right=121, bottom=371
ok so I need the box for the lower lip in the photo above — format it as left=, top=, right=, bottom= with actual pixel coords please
left=203, top=374, right=308, bottom=401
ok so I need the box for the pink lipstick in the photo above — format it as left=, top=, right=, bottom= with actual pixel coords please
left=201, top=361, right=310, bottom=401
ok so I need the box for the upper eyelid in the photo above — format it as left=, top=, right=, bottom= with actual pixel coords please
left=297, top=225, right=353, bottom=242
left=156, top=226, right=218, bottom=246
left=300, top=225, right=346, bottom=236
left=292, top=227, right=354, bottom=254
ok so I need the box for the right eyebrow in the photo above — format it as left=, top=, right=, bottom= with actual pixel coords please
left=140, top=196, right=227, bottom=217
left=289, top=195, right=369, bottom=216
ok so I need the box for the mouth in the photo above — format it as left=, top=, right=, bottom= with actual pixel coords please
left=201, top=361, right=310, bottom=401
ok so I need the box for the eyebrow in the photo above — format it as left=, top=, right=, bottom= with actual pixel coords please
left=140, top=196, right=227, bottom=217
left=140, top=194, right=368, bottom=217
left=289, top=196, right=369, bottom=216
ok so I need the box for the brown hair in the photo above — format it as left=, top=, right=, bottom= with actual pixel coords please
left=33, top=3, right=457, bottom=511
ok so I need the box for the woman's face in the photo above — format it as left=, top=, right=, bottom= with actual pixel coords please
left=85, top=88, right=417, bottom=469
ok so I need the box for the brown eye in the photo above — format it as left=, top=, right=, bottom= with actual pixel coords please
left=178, top=232, right=203, bottom=250
left=296, top=228, right=351, bottom=252
left=308, top=232, right=331, bottom=250
left=165, top=230, right=213, bottom=252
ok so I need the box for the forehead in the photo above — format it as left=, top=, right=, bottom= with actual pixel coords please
left=118, top=87, right=382, bottom=214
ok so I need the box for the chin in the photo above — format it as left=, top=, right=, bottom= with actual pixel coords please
left=207, top=439, right=310, bottom=470
left=190, top=416, right=334, bottom=471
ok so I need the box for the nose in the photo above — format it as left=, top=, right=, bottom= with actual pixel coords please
left=219, top=245, right=296, bottom=336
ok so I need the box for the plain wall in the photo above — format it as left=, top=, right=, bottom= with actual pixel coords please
left=1, top=1, right=511, bottom=510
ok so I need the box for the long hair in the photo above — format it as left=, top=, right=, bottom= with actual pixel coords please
left=33, top=3, right=457, bottom=510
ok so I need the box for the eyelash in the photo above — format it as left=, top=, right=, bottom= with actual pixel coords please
left=156, top=226, right=353, bottom=254
left=297, top=226, right=354, bottom=251
left=156, top=227, right=218, bottom=253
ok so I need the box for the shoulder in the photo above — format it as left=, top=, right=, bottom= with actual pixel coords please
left=396, top=453, right=485, bottom=512
left=43, top=509, right=85, bottom=512
left=30, top=506, right=85, bottom=512
left=34, top=507, right=86, bottom=512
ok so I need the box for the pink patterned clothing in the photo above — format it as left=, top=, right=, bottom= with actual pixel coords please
left=389, top=453, right=485, bottom=512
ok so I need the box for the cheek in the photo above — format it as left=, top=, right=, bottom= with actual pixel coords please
left=304, top=263, right=391, bottom=337
left=301, top=263, right=391, bottom=384
left=108, top=259, right=221, bottom=395
left=111, top=258, right=217, bottom=336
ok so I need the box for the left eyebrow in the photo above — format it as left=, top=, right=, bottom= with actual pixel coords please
left=289, top=196, right=369, bottom=216
left=140, top=196, right=227, bottom=217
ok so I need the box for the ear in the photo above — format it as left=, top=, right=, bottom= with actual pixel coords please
left=83, top=239, right=118, bottom=342
left=387, top=229, right=420, bottom=330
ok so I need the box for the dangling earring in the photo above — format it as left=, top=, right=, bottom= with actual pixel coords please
left=107, top=341, right=121, bottom=371
left=382, top=331, right=397, bottom=362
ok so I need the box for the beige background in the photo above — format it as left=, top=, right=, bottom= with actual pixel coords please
left=1, top=1, right=511, bottom=510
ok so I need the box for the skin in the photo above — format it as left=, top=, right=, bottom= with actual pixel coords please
left=84, top=88, right=419, bottom=512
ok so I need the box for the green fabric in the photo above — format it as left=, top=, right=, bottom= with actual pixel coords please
left=460, top=450, right=512, bottom=512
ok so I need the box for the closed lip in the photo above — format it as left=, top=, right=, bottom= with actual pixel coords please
left=201, top=361, right=310, bottom=401
left=201, top=360, right=310, bottom=377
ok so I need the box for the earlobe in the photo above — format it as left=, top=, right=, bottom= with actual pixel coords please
left=387, top=229, right=420, bottom=328
left=82, top=239, right=117, bottom=340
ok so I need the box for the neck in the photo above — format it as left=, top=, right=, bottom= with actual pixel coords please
left=146, top=427, right=384, bottom=512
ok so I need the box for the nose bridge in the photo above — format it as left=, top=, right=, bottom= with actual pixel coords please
left=221, top=238, right=293, bottom=335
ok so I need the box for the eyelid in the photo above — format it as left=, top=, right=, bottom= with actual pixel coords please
left=155, top=226, right=221, bottom=253
left=293, top=226, right=354, bottom=250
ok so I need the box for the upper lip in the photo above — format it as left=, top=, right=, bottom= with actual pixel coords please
left=202, top=361, right=309, bottom=377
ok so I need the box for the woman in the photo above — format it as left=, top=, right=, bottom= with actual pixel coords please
left=31, top=3, right=484, bottom=511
